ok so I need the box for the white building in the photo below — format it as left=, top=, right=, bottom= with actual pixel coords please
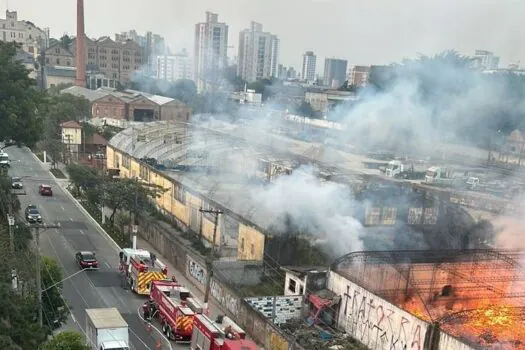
left=237, top=22, right=279, bottom=83
left=301, top=51, right=316, bottom=82
left=194, top=12, right=229, bottom=92
left=156, top=49, right=192, bottom=82
left=0, top=10, right=49, bottom=56
left=473, top=50, right=499, bottom=70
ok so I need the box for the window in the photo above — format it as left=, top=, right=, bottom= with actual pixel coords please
left=66, top=60, right=71, bottom=66
left=55, top=47, right=60, bottom=54
left=250, top=244, right=254, bottom=256
left=288, top=279, right=297, bottom=293
left=299, top=285, right=304, bottom=295
left=45, top=57, right=49, bottom=64
left=114, top=155, right=120, bottom=168
left=172, top=184, right=186, bottom=204
left=122, top=155, right=131, bottom=169
left=56, top=58, right=60, bottom=65
left=139, top=164, right=149, bottom=182
left=95, top=108, right=100, bottom=115
left=240, top=238, right=245, bottom=251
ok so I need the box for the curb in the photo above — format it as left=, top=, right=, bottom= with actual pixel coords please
left=29, top=148, right=122, bottom=252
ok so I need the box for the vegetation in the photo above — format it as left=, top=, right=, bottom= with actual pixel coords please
left=50, top=168, right=67, bottom=178
left=42, top=331, right=90, bottom=350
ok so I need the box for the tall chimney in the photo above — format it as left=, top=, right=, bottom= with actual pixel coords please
left=75, top=0, right=86, bottom=87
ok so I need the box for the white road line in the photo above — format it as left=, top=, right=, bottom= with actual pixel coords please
left=71, top=314, right=77, bottom=324
left=61, top=206, right=65, bottom=211
left=79, top=230, right=84, bottom=235
left=104, top=262, right=111, bottom=269
left=69, top=218, right=73, bottom=221
left=136, top=306, right=172, bottom=350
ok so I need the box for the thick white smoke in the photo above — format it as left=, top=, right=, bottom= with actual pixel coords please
left=247, top=166, right=364, bottom=257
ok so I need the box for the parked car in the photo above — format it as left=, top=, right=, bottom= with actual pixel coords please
left=76, top=251, right=99, bottom=269
left=25, top=205, right=42, bottom=223
left=11, top=177, right=23, bottom=189
left=39, top=184, right=53, bottom=196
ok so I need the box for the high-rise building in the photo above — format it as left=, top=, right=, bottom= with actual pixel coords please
left=237, top=22, right=279, bottom=83
left=323, top=58, right=347, bottom=88
left=301, top=51, right=316, bottom=82
left=349, top=65, right=370, bottom=87
left=473, top=50, right=499, bottom=70
left=156, top=49, right=192, bottom=82
left=194, top=12, right=229, bottom=92
left=115, top=30, right=165, bottom=75
left=0, top=10, right=49, bottom=56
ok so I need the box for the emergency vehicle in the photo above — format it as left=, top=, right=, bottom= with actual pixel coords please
left=119, top=238, right=168, bottom=295
left=190, top=314, right=258, bottom=350
left=147, top=279, right=196, bottom=342
left=149, top=279, right=205, bottom=314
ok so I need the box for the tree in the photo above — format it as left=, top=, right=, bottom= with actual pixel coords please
left=66, top=163, right=101, bottom=196
left=41, top=256, right=69, bottom=330
left=42, top=331, right=89, bottom=350
left=59, top=34, right=73, bottom=50
left=297, top=101, right=314, bottom=118
left=0, top=41, right=45, bottom=147
left=167, top=79, right=198, bottom=105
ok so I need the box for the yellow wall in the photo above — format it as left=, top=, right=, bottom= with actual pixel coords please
left=62, top=127, right=81, bottom=145
left=237, top=223, right=264, bottom=261
left=107, top=146, right=265, bottom=261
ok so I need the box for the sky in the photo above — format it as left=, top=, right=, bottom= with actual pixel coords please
left=5, top=0, right=525, bottom=72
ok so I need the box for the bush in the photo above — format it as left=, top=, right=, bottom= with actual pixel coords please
left=50, top=168, right=67, bottom=178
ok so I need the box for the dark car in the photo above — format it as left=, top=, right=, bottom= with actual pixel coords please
left=11, top=177, right=23, bottom=189
left=25, top=205, right=42, bottom=223
left=39, top=184, right=53, bottom=196
left=76, top=251, right=99, bottom=269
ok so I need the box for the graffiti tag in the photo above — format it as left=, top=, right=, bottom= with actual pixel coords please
left=187, top=257, right=206, bottom=285
left=210, top=279, right=238, bottom=316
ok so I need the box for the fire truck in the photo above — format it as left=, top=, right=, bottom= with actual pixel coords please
left=148, top=280, right=197, bottom=342
left=119, top=238, right=168, bottom=295
left=190, top=314, right=258, bottom=350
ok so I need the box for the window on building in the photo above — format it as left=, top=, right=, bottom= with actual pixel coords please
left=114, top=155, right=120, bottom=168
left=250, top=244, right=254, bottom=256
left=172, top=184, right=186, bottom=204
left=95, top=108, right=100, bottom=115
left=122, top=155, right=131, bottom=169
left=55, top=47, right=59, bottom=54
left=139, top=164, right=149, bottom=182
left=45, top=57, right=49, bottom=64
left=299, top=285, right=304, bottom=295
left=56, top=58, right=60, bottom=65
left=240, top=238, right=245, bottom=251
left=288, top=279, right=297, bottom=293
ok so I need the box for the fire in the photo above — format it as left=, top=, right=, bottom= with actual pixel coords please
left=401, top=298, right=524, bottom=349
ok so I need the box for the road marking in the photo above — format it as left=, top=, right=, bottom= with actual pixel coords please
left=61, top=206, right=65, bottom=211
left=71, top=314, right=77, bottom=324
left=104, top=262, right=111, bottom=269
left=69, top=218, right=73, bottom=221
left=79, top=230, right=84, bottom=235
left=136, top=306, right=172, bottom=350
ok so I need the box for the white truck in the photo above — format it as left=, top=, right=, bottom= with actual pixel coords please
left=0, top=151, right=9, bottom=167
left=86, top=308, right=130, bottom=350
left=384, top=160, right=426, bottom=179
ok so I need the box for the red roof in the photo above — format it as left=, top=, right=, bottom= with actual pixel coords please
left=60, top=120, right=82, bottom=129
left=84, top=132, right=108, bottom=146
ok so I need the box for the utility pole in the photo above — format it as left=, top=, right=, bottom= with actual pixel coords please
left=39, top=37, right=46, bottom=92
left=198, top=208, right=223, bottom=314
left=31, top=223, right=61, bottom=327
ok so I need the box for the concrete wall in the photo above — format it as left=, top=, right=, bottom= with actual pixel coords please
left=134, top=216, right=302, bottom=349
left=245, top=295, right=303, bottom=325
left=438, top=333, right=475, bottom=350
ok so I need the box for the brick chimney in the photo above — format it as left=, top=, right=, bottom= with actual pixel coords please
left=75, top=0, right=86, bottom=87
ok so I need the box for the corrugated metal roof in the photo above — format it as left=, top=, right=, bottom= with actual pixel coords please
left=61, top=86, right=108, bottom=102
left=46, top=66, right=76, bottom=78
left=147, top=95, right=174, bottom=105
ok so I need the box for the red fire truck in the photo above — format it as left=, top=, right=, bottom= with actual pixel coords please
left=148, top=280, right=197, bottom=342
left=119, top=246, right=168, bottom=295
left=190, top=314, right=259, bottom=350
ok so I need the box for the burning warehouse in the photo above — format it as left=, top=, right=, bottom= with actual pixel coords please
left=327, top=249, right=525, bottom=349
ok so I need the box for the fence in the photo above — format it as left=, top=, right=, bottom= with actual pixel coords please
left=137, top=216, right=304, bottom=350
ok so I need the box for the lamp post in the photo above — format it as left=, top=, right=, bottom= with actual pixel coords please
left=7, top=214, right=15, bottom=253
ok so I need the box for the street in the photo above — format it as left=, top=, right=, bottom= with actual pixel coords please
left=7, top=146, right=185, bottom=350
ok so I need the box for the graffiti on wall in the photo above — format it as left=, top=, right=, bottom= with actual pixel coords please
left=210, top=279, right=238, bottom=316
left=328, top=272, right=427, bottom=350
left=187, top=256, right=206, bottom=285
left=265, top=324, right=289, bottom=350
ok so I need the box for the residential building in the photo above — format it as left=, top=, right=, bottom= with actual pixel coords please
left=156, top=49, right=192, bottom=82
left=61, top=86, right=191, bottom=123
left=305, top=90, right=357, bottom=113
left=44, top=43, right=74, bottom=67
left=237, top=22, right=279, bottom=83
left=473, top=50, right=499, bottom=70
left=323, top=58, right=347, bottom=88
left=60, top=120, right=82, bottom=157
left=115, top=30, right=166, bottom=74
left=301, top=51, right=316, bottom=82
left=45, top=66, right=76, bottom=88
left=349, top=65, right=370, bottom=86
left=71, top=36, right=145, bottom=85
left=194, top=12, right=229, bottom=92
left=0, top=10, right=49, bottom=56
left=281, top=266, right=328, bottom=296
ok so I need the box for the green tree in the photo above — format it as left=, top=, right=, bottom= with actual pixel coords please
left=41, top=256, right=69, bottom=330
left=297, top=101, right=314, bottom=118
left=167, top=79, right=198, bottom=105
left=0, top=41, right=45, bottom=147
left=66, top=163, right=101, bottom=196
left=59, top=34, right=73, bottom=50
left=43, top=331, right=89, bottom=350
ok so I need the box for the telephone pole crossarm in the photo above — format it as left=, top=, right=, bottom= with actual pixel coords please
left=198, top=208, right=223, bottom=314
left=31, top=222, right=61, bottom=327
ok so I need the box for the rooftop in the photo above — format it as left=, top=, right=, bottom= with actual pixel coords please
left=46, top=65, right=76, bottom=78
left=60, top=86, right=180, bottom=106
left=60, top=120, right=82, bottom=129
left=61, top=86, right=108, bottom=102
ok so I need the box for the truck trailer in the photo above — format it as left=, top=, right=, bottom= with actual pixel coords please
left=190, top=313, right=258, bottom=350
left=86, top=308, right=130, bottom=350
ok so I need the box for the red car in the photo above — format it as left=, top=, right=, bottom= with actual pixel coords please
left=39, top=184, right=53, bottom=196
left=75, top=251, right=99, bottom=269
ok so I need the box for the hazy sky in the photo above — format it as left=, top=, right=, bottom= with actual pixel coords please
left=5, top=0, right=525, bottom=71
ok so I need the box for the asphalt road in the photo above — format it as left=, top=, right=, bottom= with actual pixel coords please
left=7, top=146, right=184, bottom=350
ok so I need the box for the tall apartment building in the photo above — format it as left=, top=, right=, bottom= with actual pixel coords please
left=156, top=49, right=192, bottom=82
left=115, top=30, right=166, bottom=74
left=323, top=58, right=347, bottom=88
left=71, top=36, right=144, bottom=85
left=0, top=10, right=49, bottom=56
left=194, top=12, right=229, bottom=92
left=237, top=22, right=279, bottom=83
left=473, top=50, right=500, bottom=70
left=301, top=51, right=316, bottom=82
left=349, top=65, right=370, bottom=87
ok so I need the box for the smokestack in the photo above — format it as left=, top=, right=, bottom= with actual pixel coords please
left=75, top=0, right=86, bottom=87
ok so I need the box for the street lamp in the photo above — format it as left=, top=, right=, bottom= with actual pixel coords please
left=7, top=214, right=15, bottom=253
